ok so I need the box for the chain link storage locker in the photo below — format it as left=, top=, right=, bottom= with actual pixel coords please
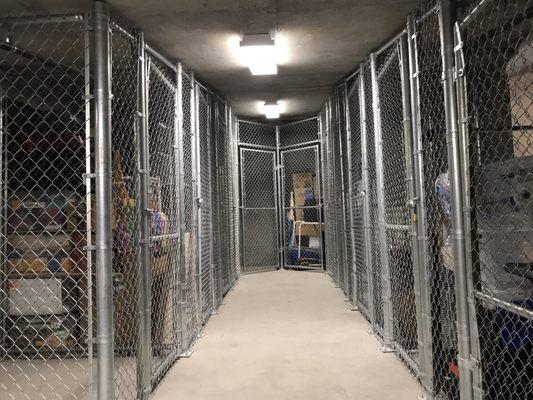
left=457, top=0, right=533, bottom=398
left=0, top=4, right=239, bottom=399
left=0, top=13, right=94, bottom=400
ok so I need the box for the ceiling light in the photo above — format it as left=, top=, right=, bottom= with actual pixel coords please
left=240, top=33, right=277, bottom=76
left=262, top=101, right=281, bottom=119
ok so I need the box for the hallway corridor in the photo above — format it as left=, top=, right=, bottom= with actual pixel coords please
left=153, top=270, right=421, bottom=400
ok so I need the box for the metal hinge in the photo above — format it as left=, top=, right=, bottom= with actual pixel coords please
left=458, top=356, right=479, bottom=371
left=83, top=172, right=96, bottom=180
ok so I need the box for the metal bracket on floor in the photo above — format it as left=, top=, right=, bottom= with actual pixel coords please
left=379, top=343, right=395, bottom=353
left=179, top=349, right=194, bottom=358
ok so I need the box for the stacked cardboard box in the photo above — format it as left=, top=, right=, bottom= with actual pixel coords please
left=291, top=172, right=320, bottom=237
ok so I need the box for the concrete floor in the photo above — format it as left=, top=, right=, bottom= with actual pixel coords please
left=153, top=269, right=422, bottom=400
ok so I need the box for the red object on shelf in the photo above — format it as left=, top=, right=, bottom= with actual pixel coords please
left=449, top=361, right=460, bottom=378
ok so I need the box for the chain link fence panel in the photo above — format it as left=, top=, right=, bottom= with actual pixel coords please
left=459, top=1, right=533, bottom=398
left=238, top=120, right=277, bottom=149
left=179, top=70, right=200, bottom=347
left=196, top=87, right=214, bottom=323
left=0, top=14, right=92, bottom=400
left=362, top=60, right=385, bottom=335
left=346, top=74, right=371, bottom=317
left=376, top=41, right=420, bottom=369
left=146, top=56, right=181, bottom=385
left=281, top=145, right=322, bottom=270
left=414, top=3, right=460, bottom=397
left=239, top=147, right=279, bottom=273
left=109, top=21, right=142, bottom=400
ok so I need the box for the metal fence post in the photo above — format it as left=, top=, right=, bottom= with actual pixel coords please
left=276, top=125, right=284, bottom=269
left=370, top=52, right=394, bottom=348
left=438, top=1, right=474, bottom=399
left=326, top=100, right=340, bottom=284
left=192, top=78, right=203, bottom=331
left=175, top=63, right=189, bottom=350
left=343, top=81, right=358, bottom=307
left=359, top=64, right=376, bottom=328
left=336, top=86, right=349, bottom=295
left=453, top=22, right=483, bottom=400
left=398, top=30, right=428, bottom=386
left=92, top=1, right=115, bottom=398
left=233, top=113, right=241, bottom=278
left=206, top=95, right=216, bottom=316
left=407, top=12, right=435, bottom=396
left=136, top=30, right=153, bottom=397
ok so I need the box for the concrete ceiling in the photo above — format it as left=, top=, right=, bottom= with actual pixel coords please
left=2, top=0, right=419, bottom=119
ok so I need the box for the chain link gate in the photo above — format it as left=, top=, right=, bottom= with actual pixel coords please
left=239, top=147, right=279, bottom=273
left=361, top=60, right=386, bottom=337
left=180, top=69, right=200, bottom=347
left=280, top=145, right=322, bottom=270
left=109, top=21, right=142, bottom=400
left=145, top=56, right=182, bottom=386
left=237, top=121, right=279, bottom=273
left=322, top=102, right=341, bottom=282
left=410, top=2, right=459, bottom=397
left=279, top=118, right=323, bottom=271
left=333, top=90, right=350, bottom=293
left=195, top=86, right=214, bottom=322
left=346, top=73, right=371, bottom=317
left=375, top=35, right=425, bottom=371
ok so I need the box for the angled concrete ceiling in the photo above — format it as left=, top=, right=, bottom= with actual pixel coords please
left=2, top=0, right=419, bottom=119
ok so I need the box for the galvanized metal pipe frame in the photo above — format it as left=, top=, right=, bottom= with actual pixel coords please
left=276, top=125, right=284, bottom=269
left=83, top=15, right=95, bottom=394
left=369, top=52, right=394, bottom=348
left=453, top=21, right=485, bottom=399
left=358, top=64, right=376, bottom=327
left=335, top=86, right=350, bottom=292
left=343, top=80, right=358, bottom=307
left=176, top=63, right=190, bottom=351
left=193, top=79, right=203, bottom=331
left=406, top=12, right=435, bottom=395
left=174, top=63, right=187, bottom=348
left=137, top=29, right=153, bottom=397
left=398, top=31, right=428, bottom=389
left=92, top=2, right=114, bottom=399
left=439, top=1, right=474, bottom=399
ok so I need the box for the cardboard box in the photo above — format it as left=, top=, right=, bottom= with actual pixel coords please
left=8, top=192, right=77, bottom=233
left=8, top=233, right=73, bottom=253
left=8, top=256, right=73, bottom=274
left=295, top=224, right=320, bottom=237
left=291, top=173, right=318, bottom=221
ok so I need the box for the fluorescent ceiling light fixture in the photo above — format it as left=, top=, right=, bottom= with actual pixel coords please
left=240, top=33, right=277, bottom=75
left=263, top=101, right=281, bottom=119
